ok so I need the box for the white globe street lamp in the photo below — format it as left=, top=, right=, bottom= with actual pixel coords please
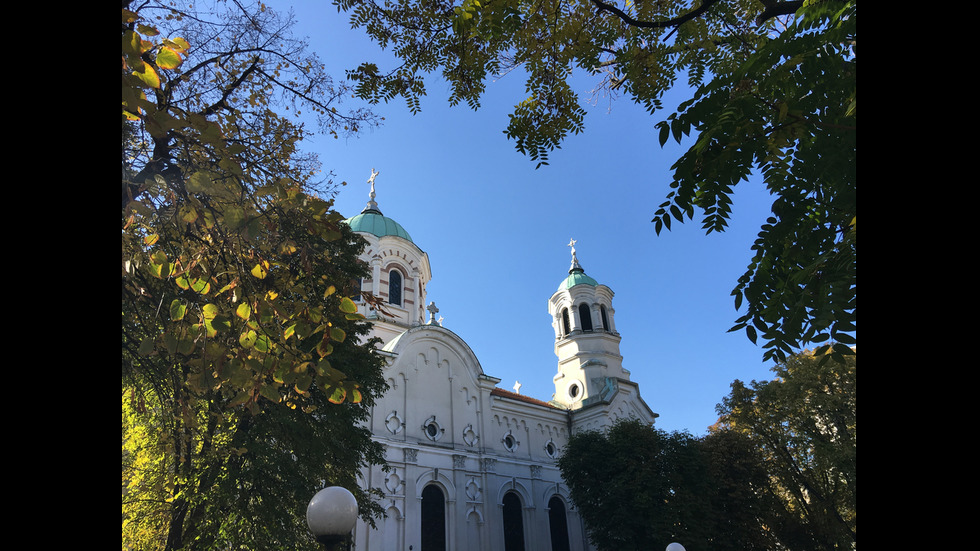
left=307, top=486, right=358, bottom=550
left=666, top=543, right=687, bottom=551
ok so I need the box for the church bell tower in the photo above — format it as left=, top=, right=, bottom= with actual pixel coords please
left=548, top=239, right=630, bottom=409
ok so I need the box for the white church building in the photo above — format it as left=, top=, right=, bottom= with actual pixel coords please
left=344, top=174, right=658, bottom=551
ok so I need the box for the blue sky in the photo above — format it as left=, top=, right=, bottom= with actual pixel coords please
left=267, top=0, right=781, bottom=435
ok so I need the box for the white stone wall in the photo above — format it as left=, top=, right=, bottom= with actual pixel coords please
left=354, top=325, right=589, bottom=551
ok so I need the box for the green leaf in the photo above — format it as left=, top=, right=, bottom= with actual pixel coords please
left=156, top=46, right=183, bottom=70
left=253, top=333, right=272, bottom=352
left=170, top=299, right=186, bottom=321
left=190, top=277, right=210, bottom=294
left=138, top=336, right=156, bottom=356
left=132, top=62, right=161, bottom=89
left=202, top=303, right=220, bottom=320
left=224, top=206, right=247, bottom=230
left=236, top=303, right=251, bottom=320
left=240, top=330, right=257, bottom=349
left=326, top=385, right=347, bottom=404
left=186, top=172, right=212, bottom=193
left=339, top=296, right=357, bottom=313
left=258, top=382, right=281, bottom=403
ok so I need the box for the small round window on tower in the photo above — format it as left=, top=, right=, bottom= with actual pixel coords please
left=568, top=382, right=581, bottom=400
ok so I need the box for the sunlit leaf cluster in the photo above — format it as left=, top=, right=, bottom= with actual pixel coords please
left=717, top=349, right=856, bottom=549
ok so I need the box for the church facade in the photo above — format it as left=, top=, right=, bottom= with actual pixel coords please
left=344, top=176, right=658, bottom=551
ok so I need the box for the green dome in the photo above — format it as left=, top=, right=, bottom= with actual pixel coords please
left=344, top=210, right=414, bottom=242
left=559, top=268, right=598, bottom=290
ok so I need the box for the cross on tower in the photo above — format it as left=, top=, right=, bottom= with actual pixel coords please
left=365, top=168, right=381, bottom=211
left=367, top=168, right=380, bottom=196
left=427, top=302, right=440, bottom=325
left=568, top=238, right=582, bottom=271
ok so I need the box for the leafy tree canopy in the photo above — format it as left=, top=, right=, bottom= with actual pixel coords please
left=716, top=349, right=856, bottom=550
left=558, top=420, right=781, bottom=551
left=122, top=1, right=388, bottom=548
left=335, top=0, right=856, bottom=364
left=561, top=349, right=857, bottom=551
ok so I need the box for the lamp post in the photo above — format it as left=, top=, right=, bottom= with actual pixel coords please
left=307, top=486, right=358, bottom=551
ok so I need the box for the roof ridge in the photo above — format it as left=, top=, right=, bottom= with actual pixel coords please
left=491, top=387, right=559, bottom=409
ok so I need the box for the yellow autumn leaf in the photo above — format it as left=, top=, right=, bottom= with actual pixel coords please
left=251, top=261, right=269, bottom=279
left=156, top=46, right=183, bottom=69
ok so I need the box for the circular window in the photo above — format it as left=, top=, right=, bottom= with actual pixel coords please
left=545, top=441, right=557, bottom=458
left=385, top=411, right=403, bottom=435
left=462, top=425, right=479, bottom=446
left=568, top=381, right=581, bottom=401
left=422, top=416, right=443, bottom=441
left=502, top=432, right=518, bottom=452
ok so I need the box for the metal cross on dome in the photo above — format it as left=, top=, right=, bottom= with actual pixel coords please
left=364, top=168, right=381, bottom=211
left=568, top=238, right=582, bottom=271
left=367, top=168, right=380, bottom=195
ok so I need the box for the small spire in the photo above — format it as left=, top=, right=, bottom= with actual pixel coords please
left=363, top=168, right=381, bottom=213
left=568, top=238, right=583, bottom=273
left=513, top=380, right=522, bottom=394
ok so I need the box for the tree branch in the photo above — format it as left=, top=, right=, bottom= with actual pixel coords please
left=591, top=0, right=805, bottom=29
left=756, top=0, right=804, bottom=25
left=591, top=0, right=723, bottom=29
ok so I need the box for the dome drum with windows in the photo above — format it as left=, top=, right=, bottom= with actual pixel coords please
left=341, top=169, right=431, bottom=342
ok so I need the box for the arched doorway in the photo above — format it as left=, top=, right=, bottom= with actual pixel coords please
left=548, top=496, right=571, bottom=551
left=421, top=485, right=446, bottom=551
left=502, top=491, right=525, bottom=551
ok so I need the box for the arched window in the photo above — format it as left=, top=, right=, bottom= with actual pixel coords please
left=561, top=308, right=570, bottom=336
left=502, top=491, right=526, bottom=551
left=388, top=269, right=402, bottom=306
left=600, top=304, right=609, bottom=330
left=421, top=485, right=446, bottom=551
left=578, top=303, right=593, bottom=332
left=548, top=496, right=571, bottom=551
